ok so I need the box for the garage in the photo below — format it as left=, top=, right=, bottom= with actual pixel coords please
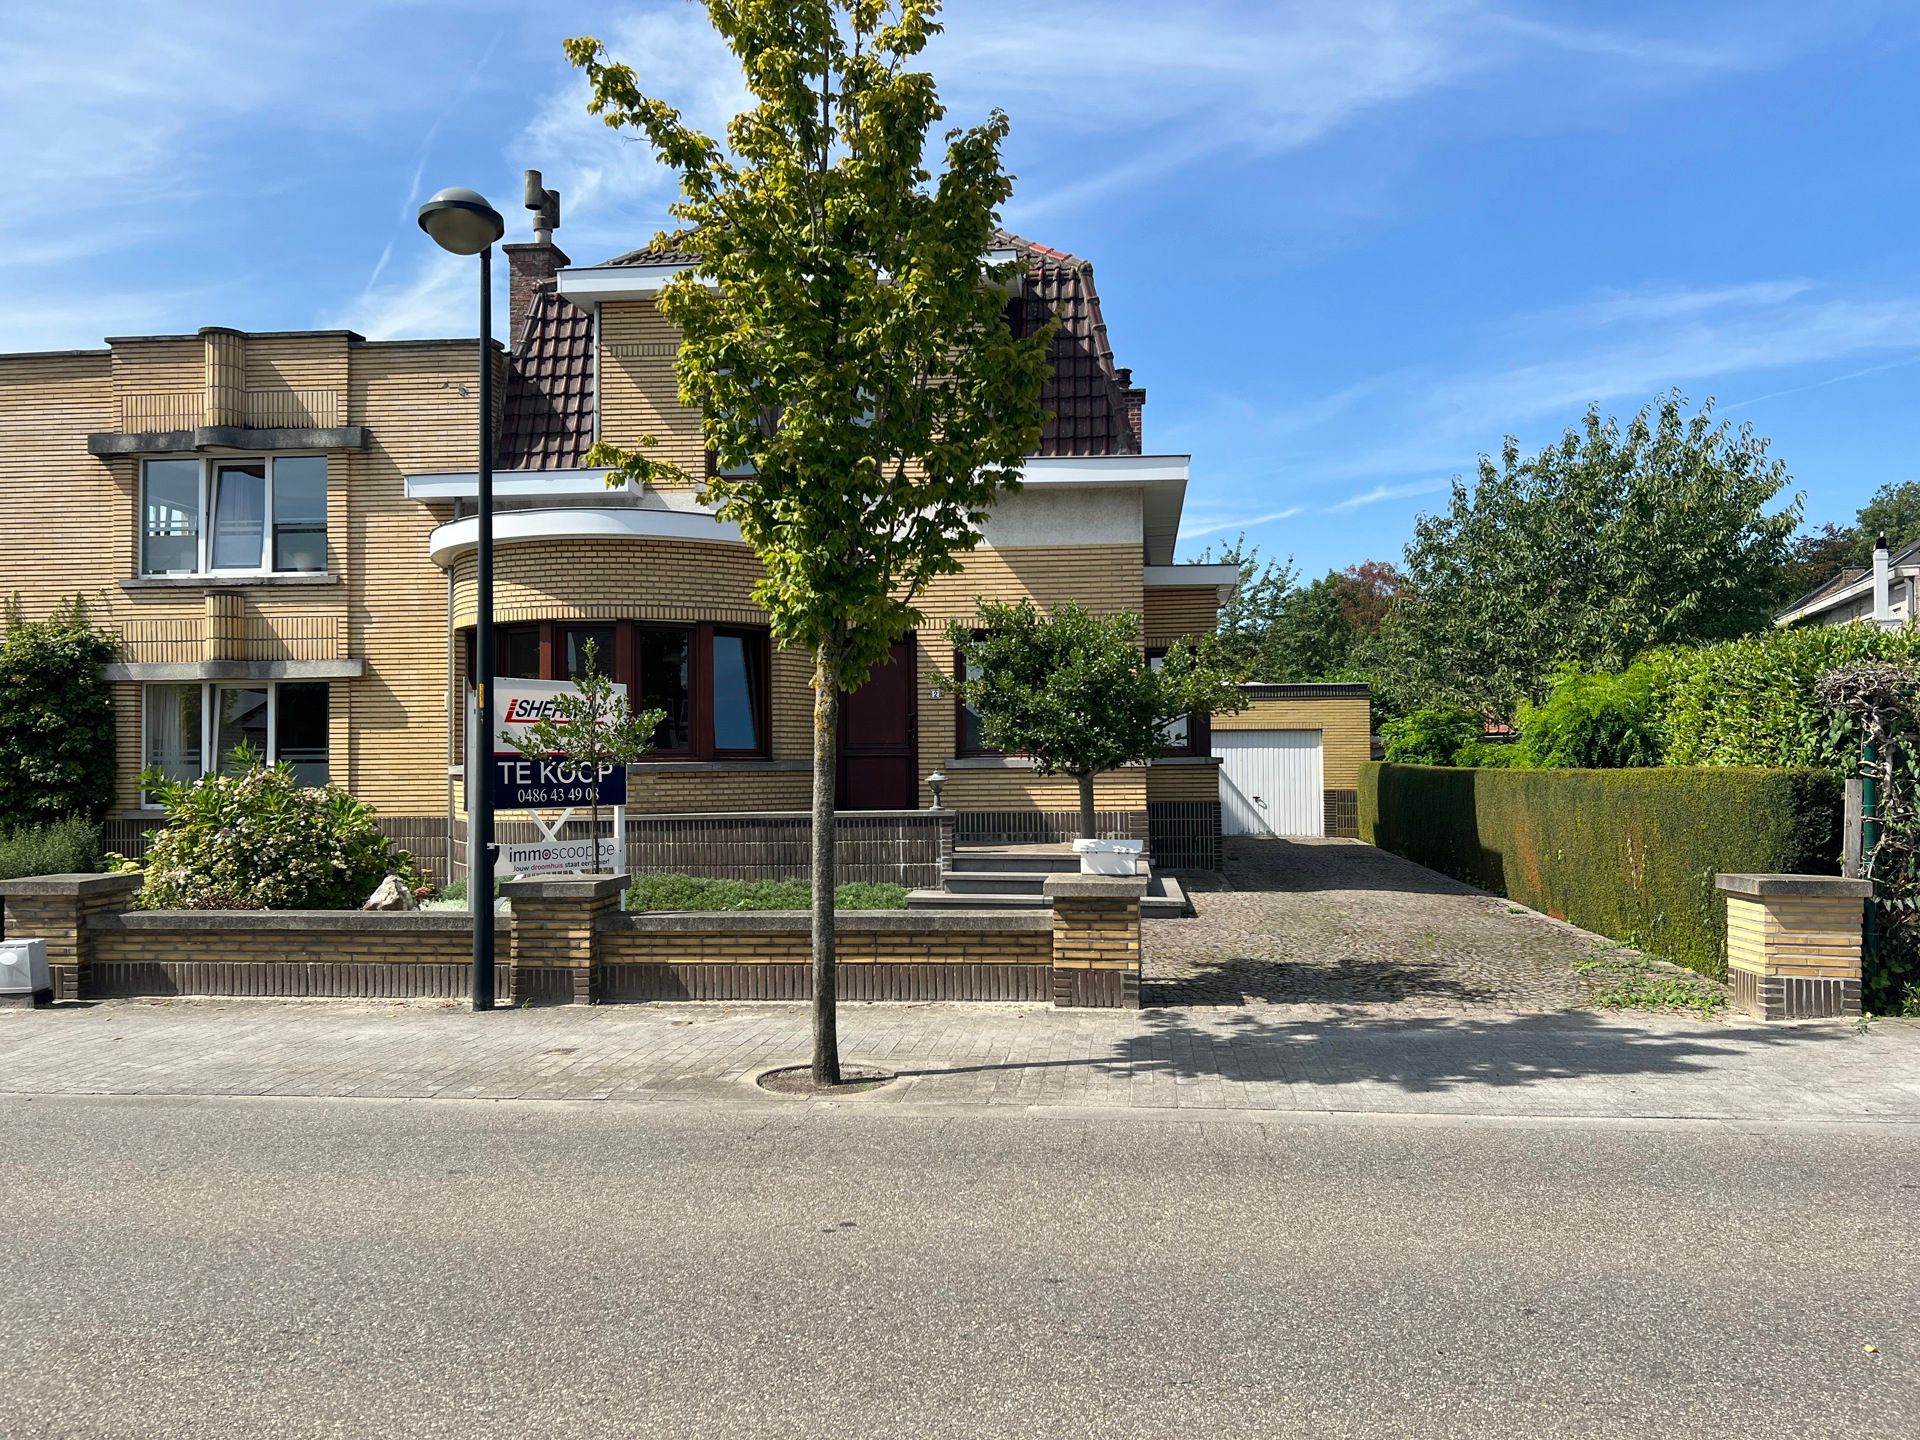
left=1210, top=683, right=1372, bottom=838
left=1216, top=729, right=1324, bottom=836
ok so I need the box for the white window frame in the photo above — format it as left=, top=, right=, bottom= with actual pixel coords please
left=139, top=681, right=329, bottom=808
left=139, top=453, right=329, bottom=578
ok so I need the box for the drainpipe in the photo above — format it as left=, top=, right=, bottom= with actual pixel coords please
left=1873, top=533, right=1891, bottom=626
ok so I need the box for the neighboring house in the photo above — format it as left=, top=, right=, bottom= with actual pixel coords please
left=1776, top=535, right=1918, bottom=629
left=0, top=205, right=1236, bottom=873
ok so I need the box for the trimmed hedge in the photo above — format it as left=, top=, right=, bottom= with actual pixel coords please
left=1358, top=762, right=1842, bottom=979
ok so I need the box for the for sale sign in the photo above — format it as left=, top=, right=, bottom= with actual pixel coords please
left=489, top=678, right=630, bottom=811
left=500, top=835, right=622, bottom=876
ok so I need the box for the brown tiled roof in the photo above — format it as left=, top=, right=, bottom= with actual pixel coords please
left=994, top=229, right=1139, bottom=457
left=498, top=227, right=1142, bottom=470
left=498, top=288, right=594, bottom=469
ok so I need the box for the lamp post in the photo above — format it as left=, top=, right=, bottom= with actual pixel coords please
left=419, top=186, right=505, bottom=1011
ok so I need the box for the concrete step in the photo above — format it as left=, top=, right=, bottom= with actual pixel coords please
left=906, top=875, right=1189, bottom=919
left=950, top=848, right=1148, bottom=876
left=941, top=869, right=1051, bottom=895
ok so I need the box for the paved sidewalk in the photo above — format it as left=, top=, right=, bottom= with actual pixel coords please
left=4, top=998, right=1916, bottom=1121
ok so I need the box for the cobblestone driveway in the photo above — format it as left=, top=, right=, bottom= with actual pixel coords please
left=1147, top=838, right=1620, bottom=1010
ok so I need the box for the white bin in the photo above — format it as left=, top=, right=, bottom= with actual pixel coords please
left=1071, top=839, right=1143, bottom=876
left=0, top=938, right=51, bottom=999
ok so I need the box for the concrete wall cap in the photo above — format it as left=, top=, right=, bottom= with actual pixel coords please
left=1715, top=873, right=1874, bottom=899
left=87, top=910, right=482, bottom=933
left=1042, top=874, right=1151, bottom=899
left=499, top=873, right=631, bottom=901
left=0, top=872, right=144, bottom=900
left=598, top=908, right=1049, bottom=934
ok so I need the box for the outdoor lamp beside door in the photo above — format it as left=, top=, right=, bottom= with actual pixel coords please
left=419, top=186, right=505, bottom=1011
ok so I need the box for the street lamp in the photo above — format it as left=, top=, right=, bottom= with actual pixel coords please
left=419, top=186, right=505, bottom=1011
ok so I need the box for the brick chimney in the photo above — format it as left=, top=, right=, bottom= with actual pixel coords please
left=503, top=169, right=568, bottom=346
left=1114, top=366, right=1146, bottom=454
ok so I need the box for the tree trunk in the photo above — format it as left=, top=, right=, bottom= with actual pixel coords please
left=810, top=634, right=844, bottom=1086
left=590, top=795, right=602, bottom=875
left=1076, top=772, right=1097, bottom=841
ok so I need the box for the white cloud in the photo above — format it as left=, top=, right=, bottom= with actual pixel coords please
left=1328, top=479, right=1450, bottom=512
left=1181, top=506, right=1303, bottom=539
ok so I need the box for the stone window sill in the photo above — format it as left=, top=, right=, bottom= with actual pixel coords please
left=121, top=574, right=340, bottom=591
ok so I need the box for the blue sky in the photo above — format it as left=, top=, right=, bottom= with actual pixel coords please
left=7, top=0, right=1919, bottom=578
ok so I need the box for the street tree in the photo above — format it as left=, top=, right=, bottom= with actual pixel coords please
left=503, top=641, right=664, bottom=875
left=947, top=601, right=1247, bottom=840
left=566, top=3, right=1053, bottom=1083
left=1380, top=392, right=1800, bottom=720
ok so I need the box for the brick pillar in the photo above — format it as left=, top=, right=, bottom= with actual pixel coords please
left=500, top=873, right=625, bottom=1005
left=1716, top=873, right=1870, bottom=1020
left=204, top=590, right=243, bottom=662
left=1042, top=874, right=1146, bottom=1009
left=201, top=326, right=246, bottom=426
left=0, top=873, right=143, bottom=1002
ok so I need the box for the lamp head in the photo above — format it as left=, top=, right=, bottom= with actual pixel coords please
left=418, top=187, right=505, bottom=256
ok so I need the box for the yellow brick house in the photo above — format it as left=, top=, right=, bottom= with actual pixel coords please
left=0, top=220, right=1235, bottom=877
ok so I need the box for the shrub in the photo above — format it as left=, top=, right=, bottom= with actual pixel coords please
left=0, top=817, right=102, bottom=881
left=1359, top=761, right=1841, bottom=979
left=1379, top=707, right=1483, bottom=765
left=1453, top=739, right=1521, bottom=768
left=135, top=755, right=417, bottom=910
left=0, top=597, right=117, bottom=827
left=1513, top=666, right=1662, bottom=769
left=1653, top=625, right=1920, bottom=772
left=625, top=873, right=907, bottom=912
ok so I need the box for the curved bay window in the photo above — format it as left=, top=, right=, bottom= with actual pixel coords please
left=487, top=620, right=770, bottom=761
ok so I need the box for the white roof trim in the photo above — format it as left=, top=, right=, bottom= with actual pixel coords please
left=1021, top=453, right=1190, bottom=485
left=1144, top=564, right=1239, bottom=587
left=404, top=467, right=633, bottom=501
left=1145, top=562, right=1238, bottom=603
left=429, top=506, right=742, bottom=569
left=556, top=263, right=699, bottom=299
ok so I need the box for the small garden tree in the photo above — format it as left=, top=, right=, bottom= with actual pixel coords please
left=568, top=2, right=1053, bottom=1084
left=503, top=641, right=664, bottom=874
left=947, top=601, right=1246, bottom=840
left=0, top=595, right=117, bottom=827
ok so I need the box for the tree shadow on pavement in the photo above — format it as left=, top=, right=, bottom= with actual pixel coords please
left=1142, top=956, right=1508, bottom=1008
left=1095, top=1005, right=1848, bottom=1096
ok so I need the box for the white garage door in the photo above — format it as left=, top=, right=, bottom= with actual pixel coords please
left=1214, top=730, right=1324, bottom=837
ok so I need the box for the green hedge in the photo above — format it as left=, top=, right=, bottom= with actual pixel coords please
left=1358, top=762, right=1842, bottom=979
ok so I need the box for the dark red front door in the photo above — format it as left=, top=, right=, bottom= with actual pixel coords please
left=838, top=639, right=918, bottom=809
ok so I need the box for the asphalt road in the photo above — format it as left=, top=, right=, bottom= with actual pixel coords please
left=2, top=1095, right=1914, bottom=1438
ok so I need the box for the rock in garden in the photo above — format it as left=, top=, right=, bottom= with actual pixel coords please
left=362, top=874, right=417, bottom=911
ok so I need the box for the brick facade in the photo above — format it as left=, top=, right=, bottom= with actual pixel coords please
left=1717, top=873, right=1869, bottom=1020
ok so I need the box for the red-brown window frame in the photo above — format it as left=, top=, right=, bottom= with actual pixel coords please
left=478, top=619, right=772, bottom=761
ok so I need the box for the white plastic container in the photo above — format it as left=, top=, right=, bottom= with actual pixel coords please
left=1072, top=838, right=1144, bottom=876
left=0, top=938, right=51, bottom=999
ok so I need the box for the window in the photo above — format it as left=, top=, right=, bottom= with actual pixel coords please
left=562, top=624, right=618, bottom=682
left=637, top=626, right=693, bottom=752
left=141, top=682, right=330, bottom=804
left=711, top=629, right=767, bottom=754
left=272, top=457, right=328, bottom=572
left=953, top=645, right=1002, bottom=757
left=139, top=456, right=328, bottom=577
left=1147, top=649, right=1205, bottom=756
left=142, top=459, right=202, bottom=575
left=276, top=683, right=330, bottom=787
left=213, top=685, right=271, bottom=769
left=486, top=620, right=768, bottom=760
left=143, top=683, right=204, bottom=785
